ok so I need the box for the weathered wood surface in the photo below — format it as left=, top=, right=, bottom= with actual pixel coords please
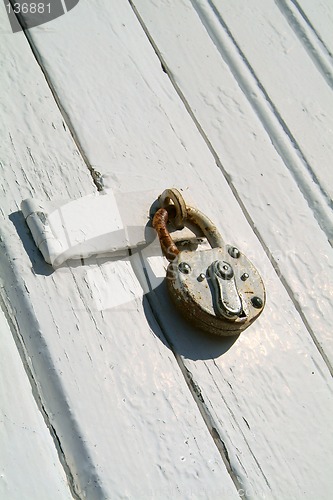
left=1, top=0, right=332, bottom=498
left=206, top=0, right=333, bottom=201
left=292, top=0, right=333, bottom=55
left=132, top=0, right=333, bottom=365
left=0, top=4, right=238, bottom=499
left=0, top=307, right=72, bottom=499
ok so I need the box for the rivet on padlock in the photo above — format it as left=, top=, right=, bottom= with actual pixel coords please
left=152, top=189, right=266, bottom=336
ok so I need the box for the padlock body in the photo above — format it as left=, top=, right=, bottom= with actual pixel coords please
left=167, top=246, right=265, bottom=336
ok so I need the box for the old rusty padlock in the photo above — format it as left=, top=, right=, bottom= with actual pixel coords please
left=153, top=189, right=265, bottom=336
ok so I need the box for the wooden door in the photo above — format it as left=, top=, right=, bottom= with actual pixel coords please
left=1, top=1, right=332, bottom=498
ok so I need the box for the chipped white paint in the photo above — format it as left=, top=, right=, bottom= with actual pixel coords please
left=1, top=0, right=332, bottom=499
left=296, top=0, right=333, bottom=55
left=0, top=307, right=72, bottom=500
left=132, top=0, right=333, bottom=365
left=274, top=0, right=333, bottom=86
left=207, top=0, right=333, bottom=201
left=0, top=4, right=238, bottom=499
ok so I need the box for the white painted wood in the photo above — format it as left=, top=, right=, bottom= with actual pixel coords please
left=0, top=307, right=72, bottom=500
left=204, top=0, right=333, bottom=203
left=14, top=0, right=333, bottom=498
left=131, top=0, right=333, bottom=366
left=273, top=0, right=333, bottom=89
left=297, top=0, right=333, bottom=55
left=0, top=7, right=238, bottom=500
left=141, top=243, right=333, bottom=499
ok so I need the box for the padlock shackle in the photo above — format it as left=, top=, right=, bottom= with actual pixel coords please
left=152, top=208, right=181, bottom=261
left=153, top=205, right=224, bottom=261
left=186, top=206, right=224, bottom=249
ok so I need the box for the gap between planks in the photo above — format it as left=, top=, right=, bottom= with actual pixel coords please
left=127, top=0, right=333, bottom=377
left=276, top=0, right=333, bottom=86
left=8, top=0, right=103, bottom=192
left=132, top=250, right=245, bottom=497
left=190, top=0, right=333, bottom=231
left=5, top=7, right=104, bottom=496
left=7, top=2, right=333, bottom=496
left=7, top=6, right=245, bottom=498
left=0, top=293, right=80, bottom=500
left=12, top=2, right=333, bottom=491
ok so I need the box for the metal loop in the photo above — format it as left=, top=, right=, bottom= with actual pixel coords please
left=158, top=188, right=186, bottom=230
left=186, top=206, right=224, bottom=248
left=152, top=208, right=180, bottom=262
left=153, top=190, right=225, bottom=261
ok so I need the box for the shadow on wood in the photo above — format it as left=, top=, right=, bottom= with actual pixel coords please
left=9, top=211, right=54, bottom=276
left=142, top=280, right=239, bottom=361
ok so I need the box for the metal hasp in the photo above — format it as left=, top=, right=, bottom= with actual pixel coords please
left=21, top=187, right=128, bottom=267
left=20, top=174, right=159, bottom=267
left=153, top=188, right=266, bottom=336
left=20, top=178, right=202, bottom=268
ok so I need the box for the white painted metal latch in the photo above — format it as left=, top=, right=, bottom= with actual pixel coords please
left=21, top=189, right=127, bottom=267
left=21, top=179, right=202, bottom=267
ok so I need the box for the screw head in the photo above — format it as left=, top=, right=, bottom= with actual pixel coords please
left=178, top=262, right=191, bottom=274
left=228, top=247, right=240, bottom=259
left=241, top=272, right=249, bottom=281
left=251, top=296, right=263, bottom=309
left=197, top=273, right=206, bottom=282
left=217, top=261, right=234, bottom=280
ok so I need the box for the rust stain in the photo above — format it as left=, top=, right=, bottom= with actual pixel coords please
left=152, top=208, right=180, bottom=262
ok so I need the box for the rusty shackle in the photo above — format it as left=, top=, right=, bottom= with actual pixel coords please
left=153, top=207, right=181, bottom=262
left=153, top=189, right=225, bottom=261
left=152, top=188, right=185, bottom=261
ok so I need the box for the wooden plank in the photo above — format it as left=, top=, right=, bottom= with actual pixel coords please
left=0, top=8, right=238, bottom=500
left=131, top=0, right=333, bottom=367
left=202, top=0, right=333, bottom=203
left=296, top=0, right=333, bottom=55
left=16, top=0, right=333, bottom=498
left=141, top=247, right=333, bottom=499
left=0, top=306, right=73, bottom=499
left=273, top=0, right=333, bottom=90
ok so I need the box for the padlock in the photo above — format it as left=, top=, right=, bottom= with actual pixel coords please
left=153, top=189, right=266, bottom=336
